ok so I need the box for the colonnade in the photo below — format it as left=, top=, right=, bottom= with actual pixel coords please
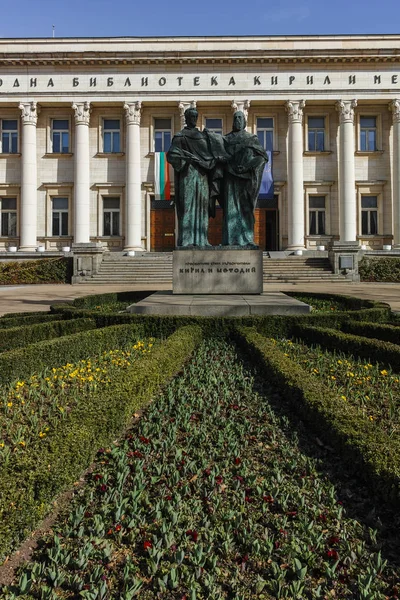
left=15, top=97, right=400, bottom=251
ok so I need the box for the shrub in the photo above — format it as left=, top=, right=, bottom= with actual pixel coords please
left=0, top=257, right=72, bottom=285
left=342, top=320, right=400, bottom=345
left=233, top=326, right=400, bottom=505
left=0, top=318, right=96, bottom=353
left=0, top=324, right=203, bottom=560
left=293, top=324, right=400, bottom=372
left=359, top=256, right=400, bottom=282
left=0, top=313, right=64, bottom=330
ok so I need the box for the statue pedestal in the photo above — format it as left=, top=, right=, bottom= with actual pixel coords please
left=173, top=248, right=263, bottom=294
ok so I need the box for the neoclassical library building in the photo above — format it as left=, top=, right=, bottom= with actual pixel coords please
left=1, top=34, right=400, bottom=253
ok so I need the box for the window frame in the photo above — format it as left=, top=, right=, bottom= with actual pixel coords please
left=356, top=183, right=385, bottom=239
left=304, top=183, right=332, bottom=241
left=0, top=118, right=19, bottom=154
left=305, top=114, right=330, bottom=153
left=45, top=116, right=73, bottom=156
left=308, top=195, right=326, bottom=236
left=356, top=113, right=382, bottom=153
left=51, top=197, right=69, bottom=237
left=254, top=115, right=276, bottom=152
left=51, top=118, right=71, bottom=154
left=0, top=196, right=18, bottom=237
left=203, top=116, right=224, bottom=136
left=102, top=196, right=121, bottom=237
left=97, top=115, right=124, bottom=155
left=152, top=116, right=173, bottom=153
left=94, top=184, right=125, bottom=240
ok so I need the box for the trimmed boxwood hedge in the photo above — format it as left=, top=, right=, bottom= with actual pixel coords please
left=293, top=324, right=400, bottom=372
left=233, top=326, right=400, bottom=505
left=0, top=318, right=96, bottom=354
left=49, top=298, right=391, bottom=340
left=0, top=313, right=65, bottom=330
left=0, top=257, right=72, bottom=285
left=0, top=324, right=203, bottom=562
left=342, top=320, right=400, bottom=345
left=0, top=322, right=156, bottom=386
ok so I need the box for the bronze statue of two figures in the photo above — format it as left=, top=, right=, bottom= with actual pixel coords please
left=167, top=109, right=268, bottom=248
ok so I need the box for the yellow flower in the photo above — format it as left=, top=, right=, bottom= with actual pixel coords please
left=0, top=442, right=4, bottom=448
left=7, top=402, right=13, bottom=408
left=39, top=432, right=46, bottom=438
left=19, top=440, right=25, bottom=446
left=369, top=415, right=375, bottom=421
left=341, top=395, right=347, bottom=401
left=380, top=369, right=388, bottom=376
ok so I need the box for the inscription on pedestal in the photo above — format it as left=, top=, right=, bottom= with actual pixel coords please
left=173, top=249, right=263, bottom=294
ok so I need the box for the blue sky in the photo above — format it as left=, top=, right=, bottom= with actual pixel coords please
left=0, top=0, right=399, bottom=38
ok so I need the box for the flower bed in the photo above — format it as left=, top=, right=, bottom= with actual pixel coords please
left=3, top=337, right=399, bottom=599
left=234, top=327, right=400, bottom=506
left=270, top=337, right=400, bottom=437
left=0, top=325, right=202, bottom=561
left=293, top=325, right=400, bottom=373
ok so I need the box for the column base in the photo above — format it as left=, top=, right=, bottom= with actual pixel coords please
left=18, top=245, right=38, bottom=252
left=123, top=246, right=144, bottom=252
left=286, top=245, right=306, bottom=251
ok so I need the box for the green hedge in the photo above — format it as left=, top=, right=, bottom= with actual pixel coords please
left=0, top=318, right=96, bottom=354
left=49, top=299, right=391, bottom=340
left=293, top=324, right=400, bottom=372
left=0, top=324, right=203, bottom=562
left=0, top=257, right=72, bottom=285
left=0, top=313, right=65, bottom=330
left=359, top=256, right=400, bottom=282
left=71, top=290, right=152, bottom=308
left=0, top=322, right=156, bottom=386
left=342, top=320, right=400, bottom=345
left=234, top=326, right=400, bottom=505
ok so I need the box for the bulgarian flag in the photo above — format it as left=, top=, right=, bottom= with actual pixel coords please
left=154, top=152, right=172, bottom=200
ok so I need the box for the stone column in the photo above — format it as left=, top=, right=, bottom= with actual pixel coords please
left=178, top=101, right=196, bottom=129
left=72, top=101, right=91, bottom=244
left=286, top=100, right=305, bottom=250
left=19, top=101, right=39, bottom=251
left=390, top=100, right=400, bottom=247
left=231, top=99, right=251, bottom=128
left=124, top=101, right=143, bottom=251
left=336, top=99, right=358, bottom=242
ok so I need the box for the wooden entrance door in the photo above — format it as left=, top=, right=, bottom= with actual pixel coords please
left=150, top=208, right=176, bottom=251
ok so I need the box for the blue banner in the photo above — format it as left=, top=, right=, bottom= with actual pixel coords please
left=259, top=150, right=274, bottom=200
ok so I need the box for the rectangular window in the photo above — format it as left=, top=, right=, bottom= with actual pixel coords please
left=103, top=197, right=120, bottom=236
left=103, top=119, right=121, bottom=153
left=360, top=116, right=377, bottom=151
left=0, top=197, right=17, bottom=236
left=51, top=119, right=70, bottom=153
left=1, top=120, right=18, bottom=154
left=52, top=197, right=69, bottom=236
left=361, top=195, right=378, bottom=234
left=257, top=117, right=274, bottom=152
left=205, top=118, right=223, bottom=135
left=308, top=116, right=325, bottom=152
left=154, top=118, right=172, bottom=152
left=309, top=196, right=326, bottom=235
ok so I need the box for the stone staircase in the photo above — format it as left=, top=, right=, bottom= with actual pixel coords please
left=86, top=252, right=349, bottom=285
left=89, top=252, right=173, bottom=285
left=263, top=256, right=349, bottom=283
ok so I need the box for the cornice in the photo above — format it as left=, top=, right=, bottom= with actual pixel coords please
left=0, top=49, right=399, bottom=68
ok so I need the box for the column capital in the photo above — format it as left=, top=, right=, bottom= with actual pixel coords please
left=124, top=101, right=142, bottom=125
left=231, top=99, right=250, bottom=121
left=285, top=100, right=305, bottom=124
left=19, top=101, right=39, bottom=125
left=336, top=99, right=357, bottom=124
left=390, top=99, right=400, bottom=123
left=178, top=101, right=197, bottom=128
left=72, top=101, right=91, bottom=125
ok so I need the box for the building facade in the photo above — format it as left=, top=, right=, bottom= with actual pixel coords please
left=1, top=34, right=400, bottom=253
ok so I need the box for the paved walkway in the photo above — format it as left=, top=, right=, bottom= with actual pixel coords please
left=0, top=281, right=400, bottom=316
